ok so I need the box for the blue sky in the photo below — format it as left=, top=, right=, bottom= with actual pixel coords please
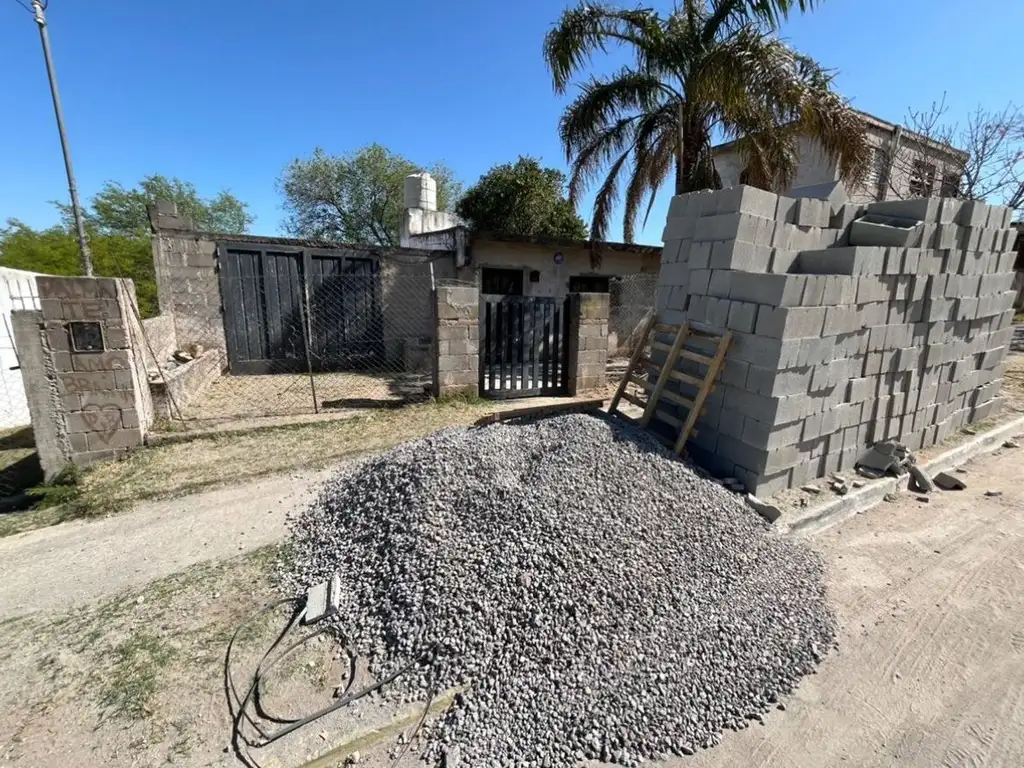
left=1, top=0, right=1021, bottom=245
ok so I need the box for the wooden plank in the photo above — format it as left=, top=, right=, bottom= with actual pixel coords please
left=674, top=331, right=733, bottom=454
left=551, top=300, right=562, bottom=393
left=473, top=398, right=606, bottom=426
left=653, top=322, right=681, bottom=334
left=650, top=341, right=673, bottom=354
left=628, top=373, right=647, bottom=388
left=668, top=368, right=703, bottom=388
left=608, top=313, right=657, bottom=414
left=679, top=348, right=714, bottom=366
left=621, top=391, right=646, bottom=408
left=640, top=323, right=690, bottom=428
left=658, top=388, right=695, bottom=409
left=653, top=409, right=682, bottom=428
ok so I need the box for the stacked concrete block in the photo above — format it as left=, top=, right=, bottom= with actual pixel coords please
left=432, top=285, right=480, bottom=398
left=567, top=292, right=610, bottom=394
left=13, top=276, right=151, bottom=476
left=656, top=184, right=1018, bottom=496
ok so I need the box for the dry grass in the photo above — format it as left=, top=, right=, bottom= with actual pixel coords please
left=0, top=545, right=305, bottom=765
left=77, top=395, right=494, bottom=518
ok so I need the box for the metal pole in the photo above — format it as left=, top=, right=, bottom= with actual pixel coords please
left=32, top=0, right=93, bottom=276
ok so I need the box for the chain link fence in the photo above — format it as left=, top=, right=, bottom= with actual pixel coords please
left=148, top=267, right=438, bottom=426
left=608, top=272, right=658, bottom=361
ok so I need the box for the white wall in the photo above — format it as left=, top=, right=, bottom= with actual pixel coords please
left=0, top=268, right=44, bottom=429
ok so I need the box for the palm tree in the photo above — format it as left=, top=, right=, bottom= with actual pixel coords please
left=544, top=1, right=869, bottom=241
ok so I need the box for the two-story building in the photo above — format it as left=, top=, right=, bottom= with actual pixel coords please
left=712, top=109, right=969, bottom=204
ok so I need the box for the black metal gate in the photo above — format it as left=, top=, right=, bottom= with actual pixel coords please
left=218, top=243, right=383, bottom=375
left=479, top=295, right=569, bottom=399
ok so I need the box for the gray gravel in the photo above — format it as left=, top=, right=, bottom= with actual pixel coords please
left=285, top=414, right=834, bottom=766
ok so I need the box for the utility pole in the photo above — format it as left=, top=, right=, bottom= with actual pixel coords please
left=32, top=0, right=93, bottom=276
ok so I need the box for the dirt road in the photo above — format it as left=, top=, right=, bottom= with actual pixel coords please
left=681, top=444, right=1024, bottom=768
left=0, top=467, right=331, bottom=620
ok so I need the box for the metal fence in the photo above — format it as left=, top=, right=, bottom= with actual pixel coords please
left=152, top=271, right=438, bottom=425
left=608, top=273, right=658, bottom=359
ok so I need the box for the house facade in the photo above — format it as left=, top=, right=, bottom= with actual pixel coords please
left=713, top=109, right=969, bottom=205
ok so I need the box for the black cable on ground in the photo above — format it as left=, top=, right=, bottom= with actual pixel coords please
left=225, top=594, right=440, bottom=766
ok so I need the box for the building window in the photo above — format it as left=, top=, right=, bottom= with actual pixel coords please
left=481, top=268, right=524, bottom=296
left=569, top=275, right=610, bottom=293
left=940, top=172, right=961, bottom=198
left=909, top=160, right=937, bottom=197
left=868, top=147, right=890, bottom=201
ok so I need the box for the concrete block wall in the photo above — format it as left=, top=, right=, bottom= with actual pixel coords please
left=15, top=277, right=152, bottom=477
left=658, top=186, right=1017, bottom=496
left=567, top=292, right=610, bottom=394
left=433, top=285, right=480, bottom=398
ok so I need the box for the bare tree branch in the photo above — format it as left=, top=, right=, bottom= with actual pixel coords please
left=881, top=95, right=1023, bottom=217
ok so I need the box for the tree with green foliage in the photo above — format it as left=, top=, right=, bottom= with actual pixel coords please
left=55, top=174, right=253, bottom=236
left=544, top=0, right=869, bottom=240
left=1, top=175, right=251, bottom=318
left=278, top=144, right=462, bottom=246
left=456, top=157, right=589, bottom=240
left=0, top=219, right=157, bottom=317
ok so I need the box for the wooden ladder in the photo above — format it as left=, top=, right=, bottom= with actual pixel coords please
left=608, top=315, right=732, bottom=455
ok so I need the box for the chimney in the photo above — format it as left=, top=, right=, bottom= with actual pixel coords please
left=404, top=172, right=437, bottom=212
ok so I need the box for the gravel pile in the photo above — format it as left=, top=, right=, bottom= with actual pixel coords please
left=285, top=414, right=834, bottom=766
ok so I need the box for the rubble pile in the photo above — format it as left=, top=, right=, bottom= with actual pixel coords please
left=285, top=414, right=835, bottom=766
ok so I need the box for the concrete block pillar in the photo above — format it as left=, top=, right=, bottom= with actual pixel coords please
left=567, top=292, right=610, bottom=395
left=433, top=285, right=480, bottom=398
left=15, top=276, right=153, bottom=477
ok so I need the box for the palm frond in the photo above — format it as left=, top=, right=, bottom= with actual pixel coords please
left=566, top=116, right=642, bottom=204
left=590, top=149, right=632, bottom=241
left=544, top=4, right=665, bottom=93
left=559, top=70, right=675, bottom=154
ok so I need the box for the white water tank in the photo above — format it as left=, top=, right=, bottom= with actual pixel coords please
left=403, top=172, right=437, bottom=211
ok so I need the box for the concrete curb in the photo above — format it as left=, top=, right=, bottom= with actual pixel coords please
left=783, top=414, right=1024, bottom=537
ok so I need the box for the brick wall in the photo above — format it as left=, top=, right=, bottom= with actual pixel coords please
left=657, top=185, right=1017, bottom=495
left=567, top=292, right=610, bottom=394
left=15, top=276, right=152, bottom=476
left=433, top=285, right=479, bottom=398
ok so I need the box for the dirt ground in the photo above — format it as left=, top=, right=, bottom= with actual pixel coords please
left=179, top=371, right=431, bottom=423
left=1, top=438, right=1022, bottom=767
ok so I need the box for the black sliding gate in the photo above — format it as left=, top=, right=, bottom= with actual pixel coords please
left=479, top=295, right=570, bottom=399
left=218, top=243, right=383, bottom=375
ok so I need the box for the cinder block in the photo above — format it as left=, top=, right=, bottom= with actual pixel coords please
left=823, top=305, right=857, bottom=336
left=688, top=268, right=712, bottom=296
left=710, top=240, right=772, bottom=272
left=957, top=200, right=989, bottom=227
left=726, top=301, right=759, bottom=333
left=775, top=195, right=797, bottom=224
left=728, top=272, right=806, bottom=306
left=689, top=241, right=712, bottom=269
left=768, top=248, right=799, bottom=274
left=799, top=246, right=884, bottom=276
left=694, top=212, right=763, bottom=242
left=866, top=198, right=940, bottom=222
left=708, top=269, right=732, bottom=298
left=755, top=305, right=826, bottom=339
left=716, top=184, right=779, bottom=219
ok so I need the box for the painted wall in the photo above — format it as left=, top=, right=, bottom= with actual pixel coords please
left=715, top=126, right=963, bottom=205
left=0, top=267, right=44, bottom=428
